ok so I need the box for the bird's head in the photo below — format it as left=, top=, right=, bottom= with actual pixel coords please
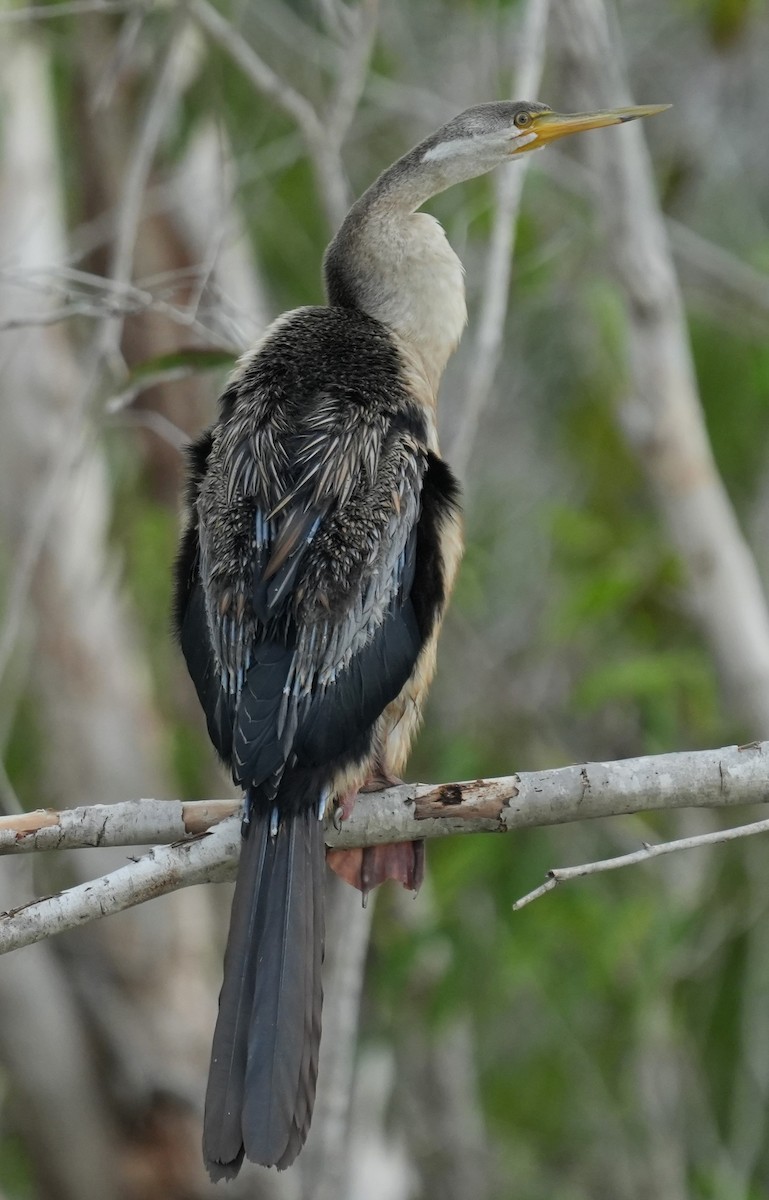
left=420, top=100, right=670, bottom=171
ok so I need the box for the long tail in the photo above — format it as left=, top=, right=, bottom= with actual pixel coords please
left=203, top=801, right=325, bottom=1179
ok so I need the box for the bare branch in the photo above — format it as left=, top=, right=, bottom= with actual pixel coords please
left=105, top=368, right=200, bottom=414
left=0, top=799, right=237, bottom=853
left=450, top=0, right=551, bottom=478
left=513, top=816, right=769, bottom=912
left=3, top=741, right=769, bottom=862
left=256, top=0, right=338, bottom=71
left=366, top=72, right=452, bottom=127
left=0, top=418, right=91, bottom=690
left=667, top=218, right=769, bottom=321
left=0, top=265, right=238, bottom=347
left=0, top=817, right=240, bottom=955
left=188, top=0, right=347, bottom=227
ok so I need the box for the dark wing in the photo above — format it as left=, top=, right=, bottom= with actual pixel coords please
left=194, top=392, right=429, bottom=800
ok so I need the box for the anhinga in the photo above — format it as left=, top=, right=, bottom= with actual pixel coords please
left=173, top=99, right=667, bottom=1179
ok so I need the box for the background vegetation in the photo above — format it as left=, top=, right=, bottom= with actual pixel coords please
left=2, top=0, right=769, bottom=1197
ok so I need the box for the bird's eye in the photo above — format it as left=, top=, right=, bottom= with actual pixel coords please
left=514, top=111, right=532, bottom=129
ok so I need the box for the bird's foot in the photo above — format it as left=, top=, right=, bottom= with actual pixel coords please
left=334, top=787, right=360, bottom=825
left=327, top=841, right=424, bottom=897
left=326, top=773, right=423, bottom=896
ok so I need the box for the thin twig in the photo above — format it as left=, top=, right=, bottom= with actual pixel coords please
left=90, top=6, right=147, bottom=110
left=256, top=0, right=338, bottom=71
left=0, top=296, right=225, bottom=342
left=450, top=0, right=551, bottom=478
left=365, top=73, right=452, bottom=127
left=189, top=0, right=351, bottom=227
left=316, top=0, right=352, bottom=42
left=0, top=269, right=236, bottom=347
left=667, top=218, right=769, bottom=318
left=106, top=363, right=230, bottom=414
left=513, top=817, right=769, bottom=912
left=0, top=416, right=94, bottom=689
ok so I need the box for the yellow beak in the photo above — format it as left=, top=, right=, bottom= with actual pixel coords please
left=516, top=103, right=671, bottom=152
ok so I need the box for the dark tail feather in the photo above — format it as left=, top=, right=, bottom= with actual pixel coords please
left=203, top=801, right=325, bottom=1179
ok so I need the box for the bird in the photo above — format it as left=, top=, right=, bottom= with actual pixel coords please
left=173, top=98, right=668, bottom=1180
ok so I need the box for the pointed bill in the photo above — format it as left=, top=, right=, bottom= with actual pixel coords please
left=516, top=103, right=671, bottom=152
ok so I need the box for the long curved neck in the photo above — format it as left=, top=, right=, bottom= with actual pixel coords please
left=324, top=141, right=479, bottom=397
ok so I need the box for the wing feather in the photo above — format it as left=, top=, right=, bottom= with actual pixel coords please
left=189, top=367, right=431, bottom=797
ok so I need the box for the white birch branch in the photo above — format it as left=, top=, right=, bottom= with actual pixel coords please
left=3, top=740, right=769, bottom=954
left=0, top=799, right=237, bottom=853
left=2, top=740, right=769, bottom=858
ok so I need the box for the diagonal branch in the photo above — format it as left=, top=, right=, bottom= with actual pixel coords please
left=0, top=817, right=240, bottom=955
left=513, top=815, right=769, bottom=911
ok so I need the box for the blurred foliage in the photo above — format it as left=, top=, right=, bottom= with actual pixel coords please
left=4, top=1, right=769, bottom=1197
